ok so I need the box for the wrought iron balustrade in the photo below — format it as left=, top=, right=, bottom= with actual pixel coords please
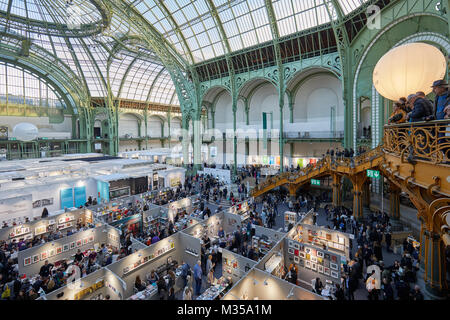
left=384, top=120, right=450, bottom=164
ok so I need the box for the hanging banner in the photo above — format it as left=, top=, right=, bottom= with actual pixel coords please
left=60, top=188, right=74, bottom=209
left=97, top=181, right=110, bottom=203
left=262, top=155, right=268, bottom=165
left=269, top=156, right=275, bottom=165
left=276, top=156, right=280, bottom=166
left=74, top=186, right=86, bottom=208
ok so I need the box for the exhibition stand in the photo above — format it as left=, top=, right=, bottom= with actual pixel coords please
left=17, top=221, right=121, bottom=278
left=227, top=200, right=251, bottom=221
left=222, top=268, right=324, bottom=300
left=0, top=208, right=94, bottom=244
left=43, top=268, right=126, bottom=300
left=105, top=231, right=201, bottom=299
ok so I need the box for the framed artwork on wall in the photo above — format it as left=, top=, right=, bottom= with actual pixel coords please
left=288, top=248, right=294, bottom=255
left=70, top=241, right=75, bottom=250
left=317, top=251, right=324, bottom=258
left=48, top=219, right=56, bottom=225
left=311, top=256, right=317, bottom=263
left=24, top=257, right=31, bottom=266
left=58, top=218, right=65, bottom=224
left=33, top=255, right=39, bottom=264
left=331, top=255, right=337, bottom=263
left=294, top=256, right=299, bottom=264
left=324, top=253, right=330, bottom=260
left=49, top=248, right=55, bottom=257
left=63, top=244, right=69, bottom=252
left=305, top=248, right=311, bottom=254
left=305, top=260, right=311, bottom=269
left=299, top=259, right=304, bottom=267
left=293, top=243, right=300, bottom=250
left=294, top=249, right=299, bottom=256
left=299, top=252, right=305, bottom=258
left=83, top=238, right=88, bottom=245
left=318, top=265, right=324, bottom=274
left=76, top=239, right=82, bottom=247
left=288, top=240, right=294, bottom=248
left=41, top=251, right=48, bottom=261
left=56, top=247, right=62, bottom=255
left=88, top=235, right=94, bottom=243
left=324, top=260, right=330, bottom=268
left=331, top=270, right=339, bottom=279
left=306, top=253, right=310, bottom=260
left=330, top=263, right=338, bottom=271
left=317, top=257, right=323, bottom=265
left=311, top=263, right=317, bottom=271
left=324, top=267, right=330, bottom=276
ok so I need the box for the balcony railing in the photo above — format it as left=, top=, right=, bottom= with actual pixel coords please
left=283, top=131, right=344, bottom=139
left=384, top=120, right=450, bottom=165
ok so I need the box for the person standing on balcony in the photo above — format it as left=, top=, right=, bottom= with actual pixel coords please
left=416, top=91, right=435, bottom=121
left=406, top=94, right=428, bottom=123
left=432, top=80, right=449, bottom=120
left=388, top=102, right=407, bottom=124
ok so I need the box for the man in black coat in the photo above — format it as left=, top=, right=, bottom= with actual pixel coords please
left=407, top=94, right=429, bottom=122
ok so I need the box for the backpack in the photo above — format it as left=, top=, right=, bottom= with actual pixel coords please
left=1, top=284, right=10, bottom=299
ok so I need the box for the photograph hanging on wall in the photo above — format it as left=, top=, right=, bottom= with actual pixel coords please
left=324, top=267, right=330, bottom=276
left=299, top=259, right=304, bottom=267
left=331, top=270, right=339, bottom=279
left=70, top=241, right=75, bottom=249
left=317, top=251, right=324, bottom=258
left=318, top=265, right=324, bottom=274
left=48, top=219, right=56, bottom=225
left=41, top=251, right=48, bottom=260
left=288, top=248, right=294, bottom=255
left=35, top=225, right=46, bottom=236
left=330, top=262, right=338, bottom=271
left=63, top=244, right=69, bottom=252
left=311, top=256, right=317, bottom=263
left=294, top=256, right=299, bottom=264
left=88, top=235, right=94, bottom=243
left=24, top=257, right=31, bottom=266
left=299, top=252, right=305, bottom=258
left=56, top=247, right=62, bottom=255
left=293, top=243, right=300, bottom=250
left=311, top=262, right=317, bottom=271
left=83, top=238, right=88, bottom=245
left=49, top=248, right=55, bottom=257
left=76, top=239, right=82, bottom=247
left=33, top=255, right=39, bottom=264
left=305, top=260, right=311, bottom=269
left=288, top=240, right=294, bottom=248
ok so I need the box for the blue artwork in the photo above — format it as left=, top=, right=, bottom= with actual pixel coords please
left=74, top=186, right=86, bottom=208
left=60, top=188, right=74, bottom=209
left=97, top=181, right=110, bottom=203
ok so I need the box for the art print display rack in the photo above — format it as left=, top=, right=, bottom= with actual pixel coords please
left=284, top=211, right=296, bottom=231
left=264, top=252, right=283, bottom=278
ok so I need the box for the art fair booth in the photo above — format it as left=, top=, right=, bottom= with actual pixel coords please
left=17, top=221, right=121, bottom=280
left=105, top=231, right=201, bottom=300
left=42, top=268, right=125, bottom=300
left=222, top=268, right=324, bottom=300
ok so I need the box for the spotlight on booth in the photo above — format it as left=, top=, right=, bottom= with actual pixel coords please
left=373, top=42, right=446, bottom=101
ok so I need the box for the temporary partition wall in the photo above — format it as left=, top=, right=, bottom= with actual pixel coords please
left=291, top=223, right=351, bottom=258
left=253, top=225, right=285, bottom=243
left=184, top=211, right=242, bottom=240
left=165, top=197, right=192, bottom=222
left=43, top=268, right=125, bottom=300
left=105, top=232, right=201, bottom=298
left=222, top=249, right=257, bottom=284
left=222, top=268, right=324, bottom=301
left=17, top=223, right=120, bottom=277
left=283, top=221, right=346, bottom=286
left=0, top=208, right=93, bottom=243
left=299, top=209, right=315, bottom=225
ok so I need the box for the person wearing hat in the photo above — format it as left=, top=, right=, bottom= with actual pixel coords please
left=432, top=80, right=449, bottom=120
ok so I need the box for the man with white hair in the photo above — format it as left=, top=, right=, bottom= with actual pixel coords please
left=406, top=94, right=429, bottom=123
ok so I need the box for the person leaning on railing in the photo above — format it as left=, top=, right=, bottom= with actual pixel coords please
left=388, top=102, right=407, bottom=124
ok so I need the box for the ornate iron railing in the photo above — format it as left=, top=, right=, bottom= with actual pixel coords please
left=384, top=120, right=450, bottom=164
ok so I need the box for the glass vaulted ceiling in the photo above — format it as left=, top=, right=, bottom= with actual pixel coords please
left=131, top=0, right=368, bottom=64
left=0, top=0, right=179, bottom=106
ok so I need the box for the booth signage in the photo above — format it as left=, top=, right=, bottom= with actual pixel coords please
left=311, top=179, right=321, bottom=186
left=367, top=169, right=380, bottom=179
